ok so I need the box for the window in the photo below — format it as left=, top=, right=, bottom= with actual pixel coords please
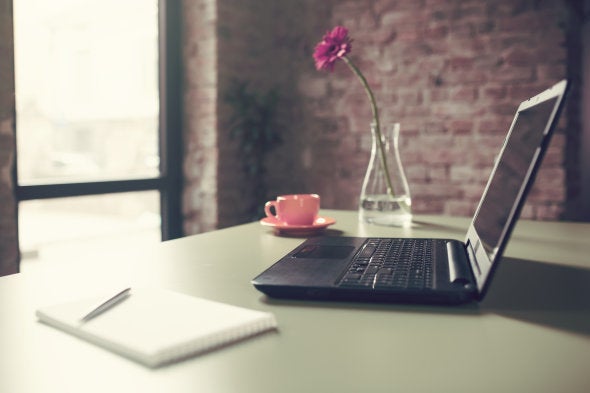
left=14, top=0, right=182, bottom=269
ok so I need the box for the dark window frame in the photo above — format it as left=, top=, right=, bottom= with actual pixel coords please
left=14, top=0, right=183, bottom=241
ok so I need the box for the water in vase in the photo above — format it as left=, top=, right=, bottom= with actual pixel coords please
left=358, top=122, right=413, bottom=227
left=359, top=194, right=412, bottom=226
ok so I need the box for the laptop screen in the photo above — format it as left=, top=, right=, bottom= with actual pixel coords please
left=473, top=96, right=560, bottom=263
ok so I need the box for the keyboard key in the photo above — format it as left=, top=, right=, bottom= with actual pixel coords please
left=338, top=238, right=436, bottom=290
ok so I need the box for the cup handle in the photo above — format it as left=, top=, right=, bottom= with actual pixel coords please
left=264, top=201, right=278, bottom=219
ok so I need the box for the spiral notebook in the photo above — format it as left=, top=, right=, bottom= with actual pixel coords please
left=36, top=287, right=278, bottom=368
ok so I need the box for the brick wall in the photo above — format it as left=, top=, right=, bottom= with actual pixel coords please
left=294, top=0, right=579, bottom=219
left=215, top=0, right=330, bottom=227
left=0, top=0, right=19, bottom=275
left=181, top=0, right=582, bottom=233
left=181, top=0, right=219, bottom=234
left=181, top=0, right=580, bottom=235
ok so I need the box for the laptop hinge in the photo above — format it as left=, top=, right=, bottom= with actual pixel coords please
left=446, top=241, right=472, bottom=284
left=465, top=239, right=481, bottom=277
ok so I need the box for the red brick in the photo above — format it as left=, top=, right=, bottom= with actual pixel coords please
left=496, top=14, right=545, bottom=32
left=412, top=198, right=445, bottom=214
left=537, top=64, right=567, bottom=80
left=502, top=47, right=537, bottom=66
left=508, top=84, right=549, bottom=101
left=449, top=56, right=475, bottom=71
left=428, top=88, right=450, bottom=102
left=534, top=203, right=565, bottom=220
left=495, top=66, right=535, bottom=83
left=450, top=86, right=478, bottom=101
left=424, top=25, right=449, bottom=40
left=446, top=200, right=477, bottom=217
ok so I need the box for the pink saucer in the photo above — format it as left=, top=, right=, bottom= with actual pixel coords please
left=260, top=216, right=336, bottom=237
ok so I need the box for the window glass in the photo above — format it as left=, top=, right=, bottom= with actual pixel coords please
left=14, top=0, right=159, bottom=184
left=19, top=192, right=160, bottom=271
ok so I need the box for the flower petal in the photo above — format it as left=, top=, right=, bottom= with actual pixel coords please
left=313, top=25, right=352, bottom=72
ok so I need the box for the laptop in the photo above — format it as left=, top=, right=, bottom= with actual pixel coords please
left=252, top=79, right=569, bottom=305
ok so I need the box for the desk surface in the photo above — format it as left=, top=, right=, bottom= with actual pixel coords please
left=2, top=210, right=590, bottom=393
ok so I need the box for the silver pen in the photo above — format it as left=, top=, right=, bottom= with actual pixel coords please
left=80, top=288, right=131, bottom=322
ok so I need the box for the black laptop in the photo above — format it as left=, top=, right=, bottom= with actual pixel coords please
left=252, top=80, right=569, bottom=305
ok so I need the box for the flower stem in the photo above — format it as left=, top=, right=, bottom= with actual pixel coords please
left=342, top=56, right=395, bottom=197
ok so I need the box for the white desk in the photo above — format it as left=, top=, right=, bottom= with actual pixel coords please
left=2, top=210, right=590, bottom=393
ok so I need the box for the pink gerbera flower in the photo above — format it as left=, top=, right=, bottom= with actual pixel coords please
left=312, top=26, right=408, bottom=211
left=313, top=26, right=352, bottom=72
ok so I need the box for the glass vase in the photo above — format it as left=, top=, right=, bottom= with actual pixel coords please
left=359, top=122, right=412, bottom=226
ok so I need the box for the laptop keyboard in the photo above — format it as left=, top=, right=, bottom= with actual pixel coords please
left=337, top=238, right=437, bottom=290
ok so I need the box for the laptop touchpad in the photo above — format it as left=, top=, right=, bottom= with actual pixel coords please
left=293, top=245, right=355, bottom=259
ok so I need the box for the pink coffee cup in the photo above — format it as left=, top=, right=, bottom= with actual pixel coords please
left=264, top=194, right=320, bottom=226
